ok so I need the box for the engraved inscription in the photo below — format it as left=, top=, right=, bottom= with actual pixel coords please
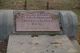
left=15, top=11, right=60, bottom=31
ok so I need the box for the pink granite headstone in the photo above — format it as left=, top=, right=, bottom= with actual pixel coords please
left=15, top=11, right=60, bottom=31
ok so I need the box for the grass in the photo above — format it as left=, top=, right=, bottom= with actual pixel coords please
left=0, top=0, right=25, bottom=9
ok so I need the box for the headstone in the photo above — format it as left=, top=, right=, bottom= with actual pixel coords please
left=7, top=10, right=79, bottom=53
left=15, top=11, right=60, bottom=32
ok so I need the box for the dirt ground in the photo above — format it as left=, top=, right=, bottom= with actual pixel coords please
left=0, top=41, right=8, bottom=53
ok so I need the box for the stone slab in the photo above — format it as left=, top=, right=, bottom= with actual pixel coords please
left=0, top=10, right=13, bottom=40
left=15, top=10, right=60, bottom=32
left=7, top=35, right=78, bottom=53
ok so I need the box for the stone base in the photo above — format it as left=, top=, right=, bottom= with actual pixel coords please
left=7, top=35, right=78, bottom=53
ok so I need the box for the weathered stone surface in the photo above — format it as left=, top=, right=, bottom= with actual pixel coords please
left=15, top=10, right=60, bottom=32
left=0, top=10, right=13, bottom=40
left=7, top=35, right=78, bottom=53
